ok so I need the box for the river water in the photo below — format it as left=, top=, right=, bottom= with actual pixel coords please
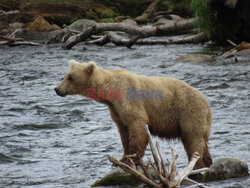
left=0, top=42, right=249, bottom=188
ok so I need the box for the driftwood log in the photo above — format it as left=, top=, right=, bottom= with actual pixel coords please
left=62, top=18, right=197, bottom=49
left=222, top=41, right=250, bottom=58
left=0, top=10, right=19, bottom=18
left=0, top=29, right=41, bottom=46
left=86, top=32, right=207, bottom=46
left=108, top=125, right=211, bottom=188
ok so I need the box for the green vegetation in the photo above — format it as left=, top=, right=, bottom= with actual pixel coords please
left=190, top=0, right=211, bottom=38
left=190, top=0, right=239, bottom=43
left=100, top=18, right=115, bottom=23
left=160, top=0, right=212, bottom=39
left=158, top=0, right=213, bottom=39
left=95, top=8, right=118, bottom=19
left=30, top=0, right=83, bottom=3
left=48, top=15, right=80, bottom=26
left=86, top=7, right=118, bottom=22
left=159, top=0, right=193, bottom=16
left=86, top=9, right=98, bottom=20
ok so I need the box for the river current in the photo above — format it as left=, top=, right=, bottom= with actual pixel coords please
left=0, top=43, right=249, bottom=187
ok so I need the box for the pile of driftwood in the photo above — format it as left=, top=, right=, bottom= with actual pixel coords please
left=0, top=29, right=41, bottom=46
left=108, top=125, right=211, bottom=188
left=60, top=0, right=207, bottom=49
left=222, top=40, right=250, bottom=58
left=61, top=19, right=207, bottom=49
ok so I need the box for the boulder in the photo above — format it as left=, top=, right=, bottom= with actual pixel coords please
left=26, top=16, right=51, bottom=31
left=69, top=19, right=96, bottom=31
left=92, top=167, right=140, bottom=187
left=92, top=166, right=157, bottom=187
left=203, top=158, right=249, bottom=181
left=168, top=14, right=184, bottom=22
left=9, top=22, right=24, bottom=30
left=47, top=30, right=67, bottom=44
left=48, top=24, right=61, bottom=31
left=121, top=19, right=137, bottom=26
left=176, top=54, right=214, bottom=63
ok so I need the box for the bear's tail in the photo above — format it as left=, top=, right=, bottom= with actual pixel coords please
left=203, top=141, right=212, bottom=167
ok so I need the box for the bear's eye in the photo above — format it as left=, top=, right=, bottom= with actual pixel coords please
left=68, top=75, right=73, bottom=81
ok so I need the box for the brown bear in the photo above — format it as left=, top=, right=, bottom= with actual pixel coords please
left=55, top=60, right=212, bottom=169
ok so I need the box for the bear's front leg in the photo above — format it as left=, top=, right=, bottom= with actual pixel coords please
left=128, top=122, right=147, bottom=157
left=117, top=125, right=130, bottom=157
left=108, top=107, right=130, bottom=160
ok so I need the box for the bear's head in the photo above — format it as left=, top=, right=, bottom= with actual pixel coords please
left=54, top=60, right=97, bottom=97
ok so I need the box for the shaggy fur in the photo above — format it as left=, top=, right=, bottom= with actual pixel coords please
left=55, top=60, right=212, bottom=169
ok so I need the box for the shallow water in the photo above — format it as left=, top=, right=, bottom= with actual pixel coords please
left=0, top=43, right=249, bottom=188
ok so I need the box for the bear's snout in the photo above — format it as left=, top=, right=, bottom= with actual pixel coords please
left=54, top=87, right=66, bottom=97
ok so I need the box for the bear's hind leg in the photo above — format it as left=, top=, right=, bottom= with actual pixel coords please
left=181, top=136, right=206, bottom=169
left=203, top=137, right=212, bottom=167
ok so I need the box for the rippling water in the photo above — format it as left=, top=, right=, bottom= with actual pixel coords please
left=0, top=43, right=249, bottom=187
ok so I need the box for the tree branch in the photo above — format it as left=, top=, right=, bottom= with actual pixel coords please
left=144, top=124, right=161, bottom=173
left=108, top=155, right=161, bottom=188
left=173, top=152, right=200, bottom=186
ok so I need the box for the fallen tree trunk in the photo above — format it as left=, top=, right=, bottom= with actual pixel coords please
left=135, top=0, right=162, bottom=24
left=85, top=32, right=208, bottom=46
left=62, top=18, right=196, bottom=49
left=86, top=32, right=207, bottom=46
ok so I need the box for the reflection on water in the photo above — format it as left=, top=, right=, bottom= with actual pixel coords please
left=0, top=43, right=249, bottom=187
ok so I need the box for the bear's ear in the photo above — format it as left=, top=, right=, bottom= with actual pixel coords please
left=86, top=61, right=96, bottom=74
left=69, top=60, right=79, bottom=69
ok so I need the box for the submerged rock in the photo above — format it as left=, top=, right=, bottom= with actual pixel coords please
left=92, top=167, right=141, bottom=187
left=234, top=49, right=250, bottom=56
left=203, top=158, right=249, bottom=181
left=223, top=49, right=250, bottom=63
left=176, top=54, right=214, bottom=63
left=92, top=166, right=158, bottom=187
